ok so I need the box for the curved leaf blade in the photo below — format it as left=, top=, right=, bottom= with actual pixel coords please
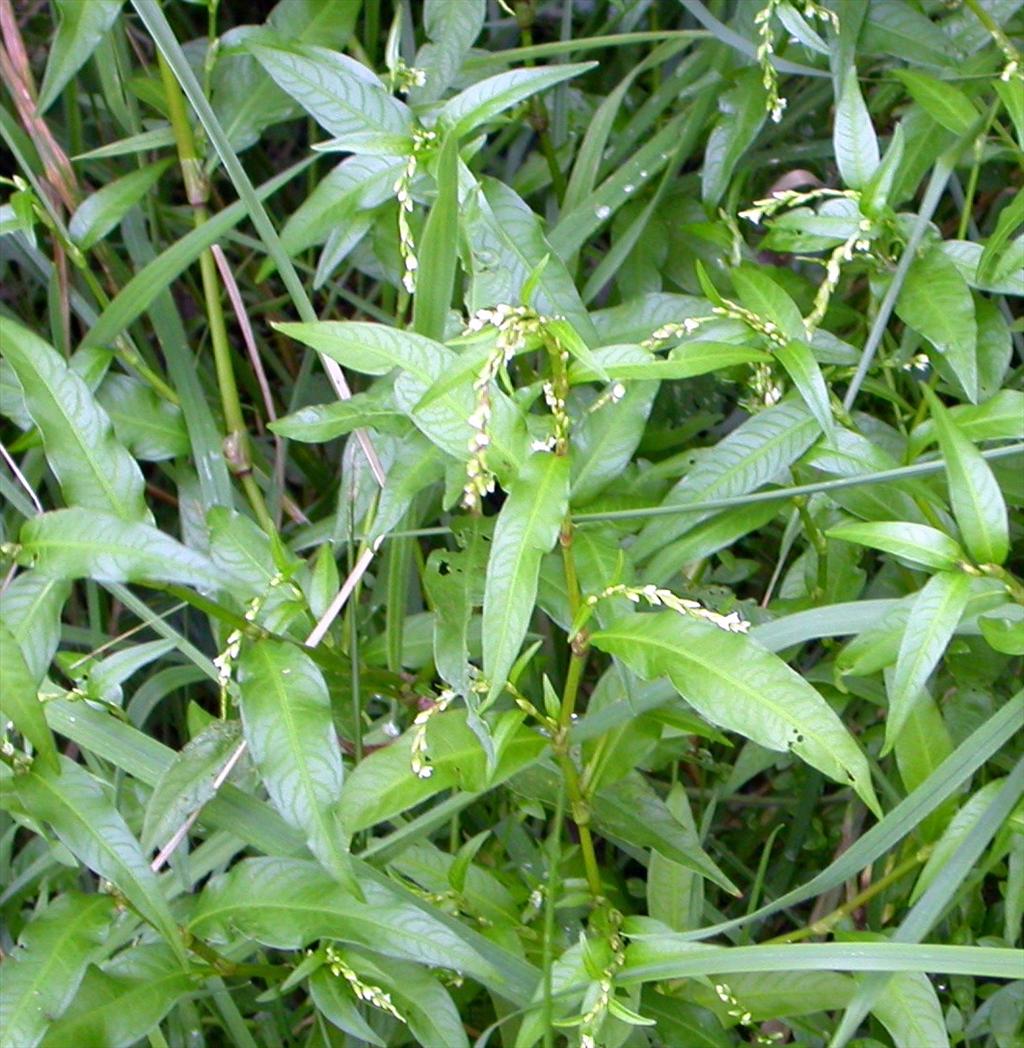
left=482, top=453, right=570, bottom=703
left=590, top=613, right=880, bottom=815
left=238, top=640, right=355, bottom=892
left=3, top=321, right=149, bottom=522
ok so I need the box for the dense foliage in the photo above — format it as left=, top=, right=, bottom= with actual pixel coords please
left=1, top=0, right=1022, bottom=1045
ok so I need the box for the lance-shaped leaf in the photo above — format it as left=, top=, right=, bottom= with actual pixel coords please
left=238, top=640, right=356, bottom=893
left=775, top=340, right=835, bottom=440
left=441, top=63, right=595, bottom=139
left=141, top=719, right=243, bottom=853
left=423, top=518, right=489, bottom=695
left=2, top=320, right=149, bottom=522
left=589, top=613, right=880, bottom=815
left=9, top=757, right=186, bottom=963
left=632, top=398, right=818, bottom=561
left=885, top=571, right=971, bottom=754
left=411, top=0, right=485, bottom=104
left=591, top=773, right=738, bottom=895
left=0, top=892, right=115, bottom=1048
left=271, top=391, right=406, bottom=442
left=870, top=970, right=949, bottom=1048
left=0, top=626, right=58, bottom=773
left=0, top=571, right=69, bottom=682
left=18, top=509, right=218, bottom=589
left=38, top=944, right=194, bottom=1047
left=911, top=778, right=1007, bottom=904
left=37, top=0, right=123, bottom=111
left=923, top=387, right=1009, bottom=565
left=827, top=520, right=966, bottom=572
left=249, top=41, right=413, bottom=139
left=275, top=320, right=526, bottom=475
left=69, top=159, right=174, bottom=250
left=191, top=856, right=516, bottom=991
left=897, top=247, right=978, bottom=402
left=482, top=453, right=569, bottom=704
left=834, top=66, right=879, bottom=189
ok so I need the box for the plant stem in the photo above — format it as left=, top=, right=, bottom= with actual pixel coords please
left=157, top=52, right=274, bottom=533
left=766, top=845, right=933, bottom=944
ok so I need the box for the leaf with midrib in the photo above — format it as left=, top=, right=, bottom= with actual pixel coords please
left=10, top=758, right=186, bottom=965
left=238, top=641, right=357, bottom=894
left=482, top=453, right=570, bottom=703
left=190, top=856, right=510, bottom=987
left=18, top=509, right=218, bottom=588
left=275, top=320, right=525, bottom=473
left=0, top=892, right=114, bottom=1048
left=632, top=398, right=818, bottom=561
left=885, top=570, right=971, bottom=755
left=249, top=41, right=412, bottom=139
left=0, top=625, right=58, bottom=773
left=590, top=613, right=880, bottom=815
left=3, top=320, right=149, bottom=522
left=39, top=944, right=193, bottom=1048
left=922, top=386, right=1008, bottom=565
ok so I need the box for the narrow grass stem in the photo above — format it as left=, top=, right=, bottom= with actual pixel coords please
left=766, top=846, right=933, bottom=944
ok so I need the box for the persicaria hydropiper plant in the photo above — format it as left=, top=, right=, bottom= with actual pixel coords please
left=0, top=1, right=1022, bottom=1045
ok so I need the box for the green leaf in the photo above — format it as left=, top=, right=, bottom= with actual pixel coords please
left=0, top=892, right=115, bottom=1048
left=95, top=373, right=189, bottom=460
left=826, top=520, right=966, bottom=571
left=923, top=387, right=1009, bottom=565
left=191, top=856, right=521, bottom=991
left=861, top=122, right=906, bottom=216
left=412, top=132, right=460, bottom=341
left=893, top=691, right=955, bottom=842
left=702, top=70, right=766, bottom=208
left=68, top=160, right=174, bottom=250
left=897, top=246, right=978, bottom=402
left=0, top=625, right=59, bottom=773
left=895, top=70, right=978, bottom=136
left=341, top=709, right=544, bottom=831
left=869, top=969, right=949, bottom=1048
left=39, top=945, right=193, bottom=1048
left=482, top=453, right=569, bottom=703
left=978, top=613, right=1024, bottom=656
left=834, top=66, right=880, bottom=189
left=440, top=63, right=596, bottom=139
left=423, top=519, right=489, bottom=695
left=570, top=342, right=771, bottom=383
left=309, top=967, right=386, bottom=1045
left=632, top=399, right=819, bottom=561
left=730, top=266, right=805, bottom=341
left=37, top=0, right=123, bottom=112
left=270, top=392, right=406, bottom=442
left=647, top=785, right=705, bottom=931
left=911, top=778, right=1007, bottom=904
left=775, top=340, right=835, bottom=439
left=238, top=641, right=356, bottom=892
left=908, top=388, right=1024, bottom=456
left=2, top=321, right=149, bottom=521
left=275, top=320, right=525, bottom=473
left=589, top=613, right=880, bottom=815
left=0, top=571, right=69, bottom=681
left=8, top=758, right=186, bottom=963
left=464, top=178, right=597, bottom=343
left=18, top=509, right=218, bottom=588
left=592, top=773, right=738, bottom=895
left=885, top=571, right=971, bottom=754
left=249, top=41, right=413, bottom=139
left=411, top=0, right=486, bottom=104
left=141, top=719, right=243, bottom=853
left=571, top=380, right=658, bottom=504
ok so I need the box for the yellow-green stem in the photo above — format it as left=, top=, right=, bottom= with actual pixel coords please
left=766, top=845, right=933, bottom=944
left=158, top=53, right=273, bottom=533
